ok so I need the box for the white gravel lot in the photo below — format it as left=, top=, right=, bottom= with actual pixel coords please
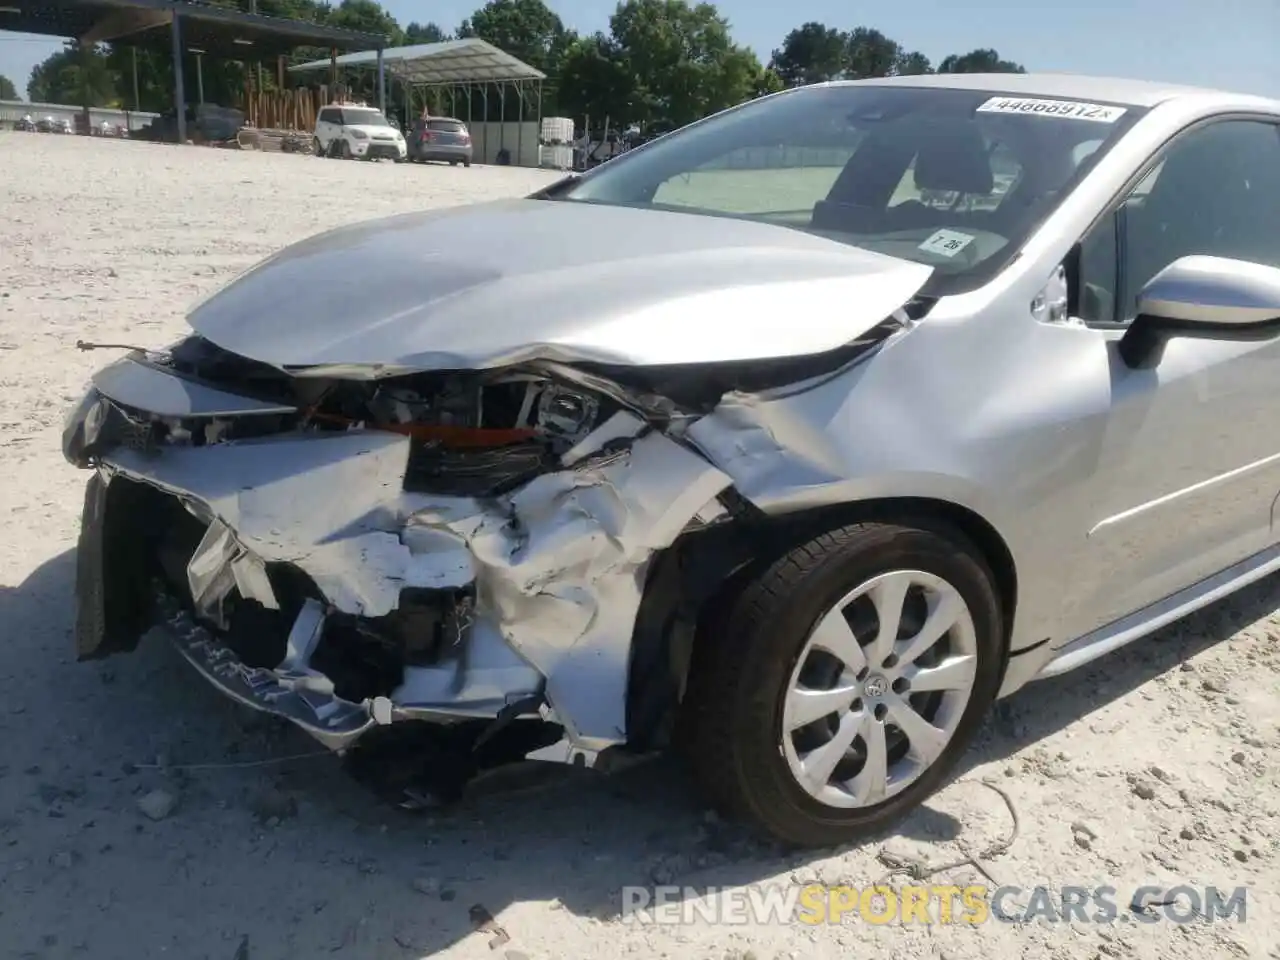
left=1, top=133, right=1278, bottom=960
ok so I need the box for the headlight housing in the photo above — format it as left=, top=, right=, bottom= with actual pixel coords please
left=350, top=129, right=368, bottom=140
left=536, top=385, right=600, bottom=441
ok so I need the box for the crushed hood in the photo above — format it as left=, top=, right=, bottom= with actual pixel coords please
left=187, top=199, right=933, bottom=372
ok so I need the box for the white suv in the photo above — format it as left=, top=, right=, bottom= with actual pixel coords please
left=314, top=105, right=407, bottom=162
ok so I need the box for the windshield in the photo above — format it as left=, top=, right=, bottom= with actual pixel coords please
left=341, top=108, right=391, bottom=127
left=555, top=85, right=1146, bottom=295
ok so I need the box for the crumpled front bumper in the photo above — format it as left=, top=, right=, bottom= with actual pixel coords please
left=66, top=376, right=733, bottom=753
left=158, top=590, right=379, bottom=750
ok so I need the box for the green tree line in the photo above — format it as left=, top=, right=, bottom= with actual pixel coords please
left=15, top=0, right=1025, bottom=131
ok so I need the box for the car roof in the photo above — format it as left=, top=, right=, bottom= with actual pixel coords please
left=836, top=72, right=1277, bottom=109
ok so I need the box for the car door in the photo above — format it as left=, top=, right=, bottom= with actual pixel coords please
left=1060, top=116, right=1280, bottom=639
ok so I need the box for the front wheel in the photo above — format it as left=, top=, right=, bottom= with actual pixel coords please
left=681, top=520, right=1003, bottom=847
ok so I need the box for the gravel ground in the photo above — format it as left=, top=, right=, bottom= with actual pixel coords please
left=1, top=133, right=1278, bottom=960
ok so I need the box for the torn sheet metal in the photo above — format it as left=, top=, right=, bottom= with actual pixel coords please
left=187, top=517, right=281, bottom=628
left=392, top=619, right=543, bottom=720
left=466, top=428, right=732, bottom=746
left=231, top=552, right=278, bottom=611
left=686, top=384, right=866, bottom=512
left=187, top=519, right=241, bottom=628
left=279, top=598, right=326, bottom=675
left=108, top=431, right=432, bottom=617
left=103, top=411, right=731, bottom=747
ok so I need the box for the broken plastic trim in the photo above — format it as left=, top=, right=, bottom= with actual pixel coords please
left=159, top=589, right=379, bottom=750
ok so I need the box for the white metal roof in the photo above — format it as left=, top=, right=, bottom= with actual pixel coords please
left=290, top=38, right=545, bottom=86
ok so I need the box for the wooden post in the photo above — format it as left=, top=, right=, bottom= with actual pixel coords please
left=78, top=40, right=93, bottom=136
left=171, top=12, right=186, bottom=143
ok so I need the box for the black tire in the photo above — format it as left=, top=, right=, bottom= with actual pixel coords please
left=463, top=160, right=472, bottom=168
left=313, top=137, right=323, bottom=157
left=681, top=520, right=1003, bottom=848
left=338, top=140, right=351, bottom=160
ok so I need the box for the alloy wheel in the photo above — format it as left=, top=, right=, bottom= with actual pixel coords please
left=780, top=569, right=978, bottom=809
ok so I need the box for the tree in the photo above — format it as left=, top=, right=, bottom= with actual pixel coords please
left=325, top=0, right=403, bottom=43
left=405, top=21, right=451, bottom=44
left=27, top=43, right=118, bottom=106
left=248, top=0, right=326, bottom=19
left=606, top=0, right=765, bottom=130
left=0, top=74, right=17, bottom=101
left=769, top=21, right=939, bottom=86
left=937, top=48, right=1025, bottom=74
left=844, top=26, right=899, bottom=80
left=893, top=50, right=932, bottom=76
left=752, top=65, right=785, bottom=98
left=458, top=0, right=571, bottom=75
left=769, top=22, right=846, bottom=87
left=556, top=32, right=636, bottom=128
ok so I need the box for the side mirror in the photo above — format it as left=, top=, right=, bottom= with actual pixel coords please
left=1118, top=255, right=1280, bottom=368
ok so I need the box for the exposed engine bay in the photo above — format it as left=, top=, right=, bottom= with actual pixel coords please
left=107, top=334, right=630, bottom=496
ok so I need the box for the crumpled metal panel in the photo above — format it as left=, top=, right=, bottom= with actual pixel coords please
left=186, top=200, right=932, bottom=374
left=102, top=412, right=731, bottom=747
left=463, top=426, right=732, bottom=743
left=186, top=519, right=242, bottom=628
left=92, top=356, right=297, bottom=417
left=108, top=432, right=428, bottom=617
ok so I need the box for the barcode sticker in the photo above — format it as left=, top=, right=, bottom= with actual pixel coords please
left=976, top=96, right=1127, bottom=123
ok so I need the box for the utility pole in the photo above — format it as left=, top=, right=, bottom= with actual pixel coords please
left=249, top=0, right=263, bottom=92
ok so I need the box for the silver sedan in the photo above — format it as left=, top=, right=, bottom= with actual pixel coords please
left=63, top=72, right=1280, bottom=846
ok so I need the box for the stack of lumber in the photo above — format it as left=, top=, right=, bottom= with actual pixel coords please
left=241, top=80, right=353, bottom=132
left=236, top=128, right=313, bottom=153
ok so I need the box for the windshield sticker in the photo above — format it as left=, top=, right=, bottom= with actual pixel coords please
left=919, top=229, right=976, bottom=258
left=976, top=97, right=1127, bottom=123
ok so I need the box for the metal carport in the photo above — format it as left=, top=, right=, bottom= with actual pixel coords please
left=0, top=0, right=385, bottom=142
left=291, top=39, right=546, bottom=165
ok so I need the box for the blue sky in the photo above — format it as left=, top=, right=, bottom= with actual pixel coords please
left=2, top=0, right=1278, bottom=101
